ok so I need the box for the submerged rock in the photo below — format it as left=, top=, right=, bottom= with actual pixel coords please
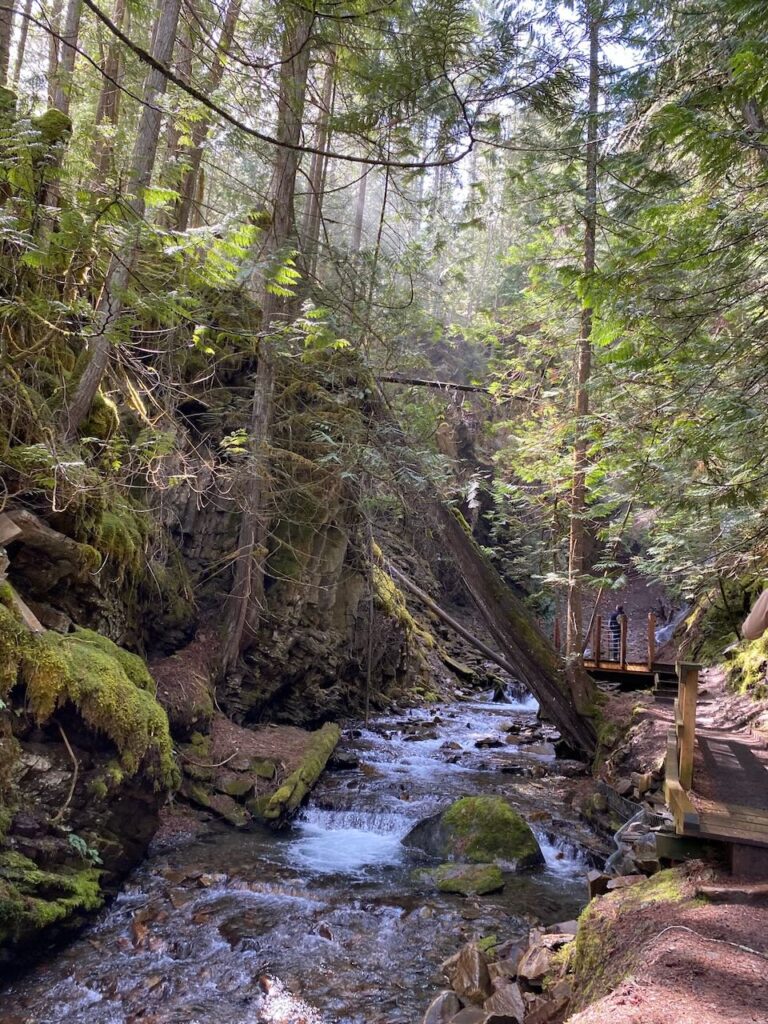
left=403, top=795, right=544, bottom=871
left=430, top=862, right=505, bottom=896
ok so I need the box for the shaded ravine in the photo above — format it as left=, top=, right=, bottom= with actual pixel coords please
left=1, top=691, right=603, bottom=1024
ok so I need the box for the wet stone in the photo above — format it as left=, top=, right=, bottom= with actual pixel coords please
left=422, top=990, right=462, bottom=1024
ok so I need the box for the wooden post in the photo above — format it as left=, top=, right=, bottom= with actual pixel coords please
left=595, top=614, right=602, bottom=667
left=553, top=617, right=561, bottom=652
left=647, top=611, right=656, bottom=671
left=620, top=614, right=628, bottom=669
left=678, top=662, right=699, bottom=790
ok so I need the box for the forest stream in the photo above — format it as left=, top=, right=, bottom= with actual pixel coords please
left=0, top=689, right=602, bottom=1024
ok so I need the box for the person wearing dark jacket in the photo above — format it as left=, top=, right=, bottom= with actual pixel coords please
left=608, top=604, right=626, bottom=661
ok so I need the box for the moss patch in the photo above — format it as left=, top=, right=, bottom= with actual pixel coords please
left=432, top=862, right=505, bottom=896
left=0, top=606, right=177, bottom=789
left=726, top=633, right=768, bottom=698
left=0, top=850, right=103, bottom=949
left=442, top=796, right=543, bottom=868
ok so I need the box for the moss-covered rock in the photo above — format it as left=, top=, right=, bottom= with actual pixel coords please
left=0, top=850, right=103, bottom=954
left=0, top=606, right=177, bottom=789
left=429, top=862, right=505, bottom=896
left=726, top=633, right=768, bottom=697
left=403, top=795, right=543, bottom=870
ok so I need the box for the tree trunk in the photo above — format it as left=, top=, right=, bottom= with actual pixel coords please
left=222, top=3, right=312, bottom=670
left=51, top=0, right=83, bottom=114
left=301, top=48, right=335, bottom=276
left=10, top=0, right=33, bottom=87
left=0, top=0, right=14, bottom=85
left=351, top=168, right=367, bottom=252
left=369, top=388, right=596, bottom=754
left=92, top=0, right=127, bottom=183
left=47, top=0, right=63, bottom=105
left=174, top=0, right=241, bottom=231
left=565, top=9, right=599, bottom=664
left=60, top=0, right=182, bottom=439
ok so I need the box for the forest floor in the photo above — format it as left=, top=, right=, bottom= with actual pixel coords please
left=567, top=863, right=768, bottom=1024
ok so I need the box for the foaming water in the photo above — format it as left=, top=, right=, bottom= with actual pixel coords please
left=293, top=807, right=410, bottom=874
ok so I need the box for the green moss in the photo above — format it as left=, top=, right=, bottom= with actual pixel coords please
left=95, top=505, right=148, bottom=572
left=0, top=607, right=177, bottom=790
left=261, top=723, right=340, bottom=825
left=72, top=629, right=155, bottom=692
left=0, top=851, right=103, bottom=949
left=81, top=391, right=119, bottom=440
left=726, top=633, right=768, bottom=697
left=432, top=863, right=504, bottom=896
left=442, top=796, right=543, bottom=867
left=372, top=566, right=435, bottom=648
left=31, top=108, right=72, bottom=147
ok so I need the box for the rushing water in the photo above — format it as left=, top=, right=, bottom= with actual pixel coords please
left=1, top=691, right=602, bottom=1024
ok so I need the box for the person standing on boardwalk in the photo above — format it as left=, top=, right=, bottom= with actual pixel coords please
left=742, top=590, right=768, bottom=640
left=608, top=604, right=626, bottom=661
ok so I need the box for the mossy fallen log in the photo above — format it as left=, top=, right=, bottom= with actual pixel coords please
left=257, top=722, right=340, bottom=827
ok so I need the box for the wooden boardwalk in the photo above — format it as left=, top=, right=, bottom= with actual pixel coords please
left=664, top=664, right=768, bottom=874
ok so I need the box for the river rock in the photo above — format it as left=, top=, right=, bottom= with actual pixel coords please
left=488, top=949, right=524, bottom=983
left=431, top=863, right=504, bottom=896
left=402, top=796, right=543, bottom=871
left=450, top=1007, right=488, bottom=1024
left=327, top=750, right=359, bottom=771
left=484, top=982, right=525, bottom=1022
left=516, top=945, right=554, bottom=987
left=422, top=990, right=462, bottom=1024
left=474, top=737, right=503, bottom=749
left=442, top=943, right=492, bottom=1004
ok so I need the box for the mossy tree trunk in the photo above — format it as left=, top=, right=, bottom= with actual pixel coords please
left=435, top=504, right=596, bottom=755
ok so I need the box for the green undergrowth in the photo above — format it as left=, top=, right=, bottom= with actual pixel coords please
left=0, top=606, right=177, bottom=789
left=725, top=633, right=768, bottom=698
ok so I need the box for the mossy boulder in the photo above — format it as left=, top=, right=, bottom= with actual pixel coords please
left=430, top=862, right=505, bottom=896
left=0, top=605, right=178, bottom=789
left=403, top=795, right=543, bottom=871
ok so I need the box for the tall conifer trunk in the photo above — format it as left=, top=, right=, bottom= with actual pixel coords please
left=222, top=2, right=313, bottom=670
left=565, top=6, right=599, bottom=670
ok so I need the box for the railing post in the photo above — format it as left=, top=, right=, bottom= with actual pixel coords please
left=678, top=662, right=699, bottom=790
left=595, top=614, right=602, bottom=667
left=647, top=611, right=656, bottom=671
left=620, top=614, right=628, bottom=669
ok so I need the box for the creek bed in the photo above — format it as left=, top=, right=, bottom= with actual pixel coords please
left=0, top=692, right=601, bottom=1024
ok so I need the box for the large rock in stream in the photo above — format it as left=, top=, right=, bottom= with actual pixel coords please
left=403, top=796, right=544, bottom=871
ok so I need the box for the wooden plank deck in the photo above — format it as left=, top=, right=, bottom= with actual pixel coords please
left=665, top=665, right=768, bottom=856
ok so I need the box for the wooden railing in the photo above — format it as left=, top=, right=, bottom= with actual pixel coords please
left=567, top=610, right=658, bottom=670
left=664, top=661, right=701, bottom=834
